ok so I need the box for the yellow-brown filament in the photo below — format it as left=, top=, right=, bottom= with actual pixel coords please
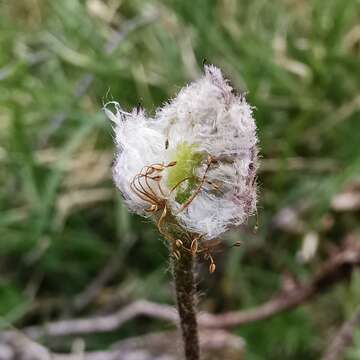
left=139, top=166, right=158, bottom=199
left=146, top=167, right=156, bottom=175
left=151, top=164, right=165, bottom=171
left=139, top=170, right=161, bottom=201
left=130, top=179, right=158, bottom=205
left=144, top=173, right=158, bottom=199
left=129, top=159, right=222, bottom=272
left=190, top=238, right=198, bottom=256
left=130, top=163, right=171, bottom=240
left=145, top=204, right=159, bottom=212
left=150, top=175, right=162, bottom=181
left=133, top=178, right=158, bottom=205
left=170, top=233, right=218, bottom=272
left=170, top=177, right=192, bottom=194
left=157, top=204, right=168, bottom=236
left=132, top=172, right=153, bottom=198
left=176, top=156, right=213, bottom=214
left=157, top=182, right=166, bottom=197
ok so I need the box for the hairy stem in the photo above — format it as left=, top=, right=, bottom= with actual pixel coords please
left=172, top=248, right=200, bottom=360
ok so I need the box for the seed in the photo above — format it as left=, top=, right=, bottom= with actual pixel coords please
left=173, top=250, right=181, bottom=260
left=167, top=161, right=177, bottom=167
left=175, top=239, right=183, bottom=247
left=209, top=263, right=216, bottom=273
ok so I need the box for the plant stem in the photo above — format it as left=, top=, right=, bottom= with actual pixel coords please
left=172, top=248, right=200, bottom=360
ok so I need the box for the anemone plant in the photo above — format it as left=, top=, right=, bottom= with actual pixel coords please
left=106, top=65, right=258, bottom=360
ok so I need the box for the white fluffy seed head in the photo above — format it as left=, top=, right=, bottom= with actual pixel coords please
left=106, top=65, right=258, bottom=239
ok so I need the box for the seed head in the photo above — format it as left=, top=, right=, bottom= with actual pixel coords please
left=105, top=65, right=258, bottom=240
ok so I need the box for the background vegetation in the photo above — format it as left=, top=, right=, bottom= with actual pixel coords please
left=0, top=0, right=359, bottom=358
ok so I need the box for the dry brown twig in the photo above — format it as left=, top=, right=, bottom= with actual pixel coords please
left=1, top=242, right=359, bottom=360
left=0, top=329, right=244, bottom=360
left=201, top=243, right=360, bottom=328
left=322, top=304, right=360, bottom=360
left=12, top=243, right=360, bottom=340
left=21, top=300, right=177, bottom=339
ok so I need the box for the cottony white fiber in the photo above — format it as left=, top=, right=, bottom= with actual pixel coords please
left=106, top=65, right=258, bottom=239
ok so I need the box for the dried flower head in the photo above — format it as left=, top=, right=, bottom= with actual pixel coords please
left=105, top=65, right=258, bottom=240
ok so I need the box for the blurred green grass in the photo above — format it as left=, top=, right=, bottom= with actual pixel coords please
left=0, top=0, right=360, bottom=358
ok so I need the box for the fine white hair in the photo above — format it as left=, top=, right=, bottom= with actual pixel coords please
left=106, top=65, right=258, bottom=239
